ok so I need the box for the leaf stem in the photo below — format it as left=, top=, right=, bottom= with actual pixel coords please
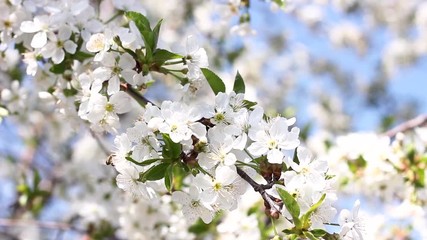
left=104, top=11, right=124, bottom=24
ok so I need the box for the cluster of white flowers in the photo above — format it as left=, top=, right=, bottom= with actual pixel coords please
left=111, top=91, right=307, bottom=223
left=0, top=0, right=385, bottom=239
left=308, top=126, right=427, bottom=238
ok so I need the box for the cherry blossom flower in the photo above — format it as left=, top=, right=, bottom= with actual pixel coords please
left=115, top=162, right=157, bottom=199
left=86, top=92, right=133, bottom=132
left=172, top=186, right=214, bottom=224
left=198, top=126, right=237, bottom=170
left=40, top=25, right=77, bottom=64
left=185, top=35, right=208, bottom=80
left=247, top=116, right=300, bottom=164
left=20, top=15, right=55, bottom=49
left=339, top=200, right=365, bottom=240
left=92, top=52, right=138, bottom=95
left=194, top=166, right=243, bottom=210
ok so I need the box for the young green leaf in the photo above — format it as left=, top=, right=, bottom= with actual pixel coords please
left=276, top=187, right=302, bottom=228
left=301, top=193, right=326, bottom=229
left=49, top=61, right=68, bottom=74
left=310, top=229, right=328, bottom=238
left=164, top=164, right=174, bottom=192
left=125, top=11, right=155, bottom=59
left=152, top=19, right=163, bottom=50
left=144, top=162, right=169, bottom=181
left=153, top=49, right=184, bottom=65
left=303, top=231, right=320, bottom=240
left=73, top=51, right=94, bottom=62
left=201, top=68, right=226, bottom=95
left=63, top=88, right=78, bottom=97
left=125, top=156, right=160, bottom=166
left=162, top=133, right=182, bottom=160
left=233, top=71, right=245, bottom=94
left=125, top=11, right=151, bottom=32
left=242, top=100, right=257, bottom=109
left=273, top=0, right=287, bottom=8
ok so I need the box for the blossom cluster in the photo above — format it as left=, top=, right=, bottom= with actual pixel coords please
left=309, top=126, right=427, bottom=238
left=0, top=0, right=368, bottom=239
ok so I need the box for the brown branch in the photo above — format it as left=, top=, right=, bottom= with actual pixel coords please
left=384, top=114, right=427, bottom=137
left=89, top=129, right=110, bottom=156
left=0, top=218, right=71, bottom=231
left=121, top=83, right=154, bottom=106
left=236, top=167, right=282, bottom=213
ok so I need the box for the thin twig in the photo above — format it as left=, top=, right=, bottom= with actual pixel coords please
left=0, top=218, right=70, bottom=230
left=89, top=129, right=110, bottom=156
left=236, top=167, right=281, bottom=212
left=384, top=114, right=427, bottom=137
left=122, top=83, right=154, bottom=106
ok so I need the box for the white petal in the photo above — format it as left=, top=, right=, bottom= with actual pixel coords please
left=198, top=207, right=213, bottom=224
left=110, top=91, right=132, bottom=114
left=51, top=49, right=65, bottom=64
left=267, top=149, right=284, bottom=164
left=20, top=21, right=40, bottom=33
left=118, top=53, right=136, bottom=69
left=186, top=35, right=199, bottom=55
left=93, top=67, right=112, bottom=80
left=121, top=69, right=137, bottom=84
left=107, top=75, right=120, bottom=95
left=216, top=166, right=237, bottom=185
left=247, top=142, right=267, bottom=156
left=31, top=31, right=47, bottom=48
left=58, top=26, right=72, bottom=40
left=172, top=191, right=191, bottom=205
left=64, top=40, right=77, bottom=54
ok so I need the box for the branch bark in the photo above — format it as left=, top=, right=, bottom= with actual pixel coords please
left=384, top=114, right=427, bottom=137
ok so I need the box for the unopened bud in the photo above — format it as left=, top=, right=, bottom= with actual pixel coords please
left=270, top=210, right=280, bottom=219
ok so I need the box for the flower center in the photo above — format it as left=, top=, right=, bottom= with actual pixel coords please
left=214, top=113, right=225, bottom=122
left=191, top=200, right=200, bottom=208
left=105, top=103, right=114, bottom=112
left=268, top=139, right=277, bottom=149
left=213, top=182, right=222, bottom=191
left=56, top=40, right=64, bottom=48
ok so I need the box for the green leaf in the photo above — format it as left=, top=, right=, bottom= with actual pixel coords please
left=301, top=193, right=326, bottom=229
left=292, top=148, right=299, bottom=165
left=348, top=155, right=367, bottom=174
left=415, top=167, right=425, bottom=188
left=125, top=11, right=151, bottom=32
left=188, top=219, right=210, bottom=234
left=233, top=71, right=245, bottom=94
left=33, top=169, right=42, bottom=188
left=144, top=163, right=169, bottom=181
left=153, top=49, right=183, bottom=65
left=49, top=62, right=68, bottom=74
left=152, top=19, right=163, bottom=50
left=303, top=231, right=319, bottom=240
left=142, top=31, right=155, bottom=58
left=311, top=229, right=328, bottom=237
left=242, top=100, right=257, bottom=109
left=73, top=51, right=94, bottom=62
left=164, top=164, right=174, bottom=192
left=276, top=187, right=302, bottom=228
left=125, top=11, right=155, bottom=59
left=63, top=88, right=78, bottom=97
left=125, top=156, right=160, bottom=166
left=273, top=0, right=287, bottom=8
left=201, top=68, right=226, bottom=95
left=162, top=134, right=182, bottom=160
